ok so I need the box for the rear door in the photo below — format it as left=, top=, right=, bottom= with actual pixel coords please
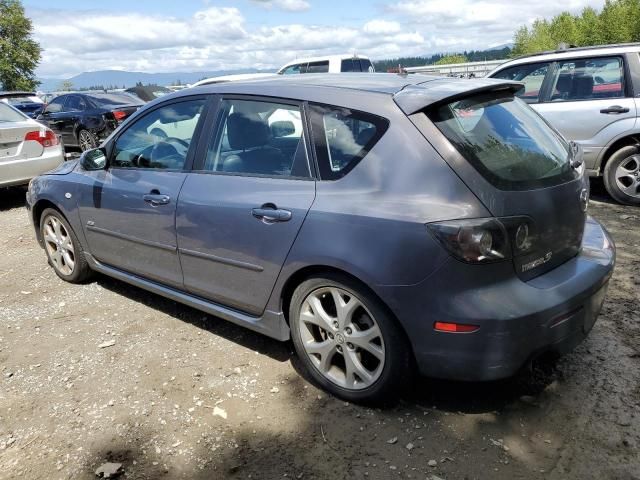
left=77, top=96, right=208, bottom=288
left=533, top=55, right=637, bottom=169
left=176, top=96, right=315, bottom=316
left=422, top=90, right=588, bottom=280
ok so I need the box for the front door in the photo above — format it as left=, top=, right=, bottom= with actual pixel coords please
left=177, top=97, right=316, bottom=315
left=77, top=97, right=208, bottom=288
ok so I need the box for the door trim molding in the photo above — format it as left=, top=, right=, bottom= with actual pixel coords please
left=86, top=225, right=176, bottom=252
left=179, top=247, right=264, bottom=272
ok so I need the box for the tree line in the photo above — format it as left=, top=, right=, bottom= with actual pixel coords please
left=513, top=0, right=640, bottom=55
left=373, top=47, right=511, bottom=71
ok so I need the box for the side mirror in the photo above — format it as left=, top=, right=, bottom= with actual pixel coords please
left=80, top=148, right=108, bottom=171
left=271, top=120, right=295, bottom=138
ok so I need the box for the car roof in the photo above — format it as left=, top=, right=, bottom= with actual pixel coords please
left=0, top=91, right=37, bottom=98
left=495, top=42, right=640, bottom=69
left=183, top=73, right=522, bottom=114
left=191, top=73, right=275, bottom=88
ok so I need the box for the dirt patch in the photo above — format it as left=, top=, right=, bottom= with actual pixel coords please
left=0, top=184, right=638, bottom=479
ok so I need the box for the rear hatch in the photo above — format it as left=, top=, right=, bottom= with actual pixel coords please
left=401, top=80, right=587, bottom=280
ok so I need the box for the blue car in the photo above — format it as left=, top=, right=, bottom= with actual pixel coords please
left=26, top=74, right=615, bottom=403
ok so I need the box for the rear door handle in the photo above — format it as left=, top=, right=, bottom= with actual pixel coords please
left=143, top=193, right=171, bottom=206
left=600, top=105, right=630, bottom=114
left=252, top=206, right=292, bottom=223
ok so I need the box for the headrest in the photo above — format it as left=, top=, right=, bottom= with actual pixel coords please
left=227, top=112, right=269, bottom=150
left=556, top=73, right=572, bottom=93
left=571, top=74, right=594, bottom=98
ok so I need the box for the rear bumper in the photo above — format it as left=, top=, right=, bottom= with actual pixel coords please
left=0, top=147, right=64, bottom=188
left=378, top=216, right=615, bottom=381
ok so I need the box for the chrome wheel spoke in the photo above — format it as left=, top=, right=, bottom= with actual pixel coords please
left=306, top=340, right=337, bottom=373
left=348, top=325, right=384, bottom=360
left=302, top=295, right=335, bottom=332
left=333, top=289, right=360, bottom=330
left=343, top=349, right=373, bottom=388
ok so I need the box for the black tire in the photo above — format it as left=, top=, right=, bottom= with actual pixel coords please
left=77, top=129, right=98, bottom=152
left=603, top=145, right=640, bottom=206
left=289, top=274, right=412, bottom=405
left=39, top=208, right=93, bottom=283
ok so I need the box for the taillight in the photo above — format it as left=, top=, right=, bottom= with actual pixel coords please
left=112, top=110, right=127, bottom=122
left=24, top=129, right=59, bottom=148
left=427, top=216, right=536, bottom=264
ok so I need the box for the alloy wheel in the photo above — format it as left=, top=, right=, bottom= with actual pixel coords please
left=78, top=131, right=95, bottom=152
left=614, top=154, right=640, bottom=199
left=43, top=215, right=75, bottom=276
left=298, top=287, right=385, bottom=390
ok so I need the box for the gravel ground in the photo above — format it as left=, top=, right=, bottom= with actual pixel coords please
left=0, top=183, right=638, bottom=480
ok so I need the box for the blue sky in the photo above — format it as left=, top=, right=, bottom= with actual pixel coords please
left=23, top=0, right=605, bottom=78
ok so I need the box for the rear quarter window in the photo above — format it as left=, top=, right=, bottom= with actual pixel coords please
left=309, top=104, right=388, bottom=180
left=428, top=92, right=578, bottom=190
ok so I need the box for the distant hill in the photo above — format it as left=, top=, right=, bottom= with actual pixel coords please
left=374, top=46, right=512, bottom=72
left=37, top=68, right=276, bottom=92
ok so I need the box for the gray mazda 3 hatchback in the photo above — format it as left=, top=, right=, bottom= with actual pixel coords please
left=26, top=74, right=615, bottom=403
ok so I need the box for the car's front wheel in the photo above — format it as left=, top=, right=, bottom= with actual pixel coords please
left=40, top=208, right=92, bottom=283
left=289, top=274, right=411, bottom=404
left=603, top=145, right=640, bottom=206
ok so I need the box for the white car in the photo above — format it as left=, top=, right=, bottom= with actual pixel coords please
left=278, top=54, right=375, bottom=75
left=0, top=102, right=64, bottom=188
left=190, top=73, right=275, bottom=88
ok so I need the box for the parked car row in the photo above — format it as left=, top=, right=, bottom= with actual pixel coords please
left=26, top=73, right=615, bottom=403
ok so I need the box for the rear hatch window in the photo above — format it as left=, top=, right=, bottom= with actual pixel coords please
left=428, top=92, right=578, bottom=190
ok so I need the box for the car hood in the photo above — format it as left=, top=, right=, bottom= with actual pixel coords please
left=46, top=159, right=78, bottom=175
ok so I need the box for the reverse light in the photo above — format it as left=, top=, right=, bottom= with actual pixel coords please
left=24, top=129, right=59, bottom=148
left=434, top=322, right=480, bottom=333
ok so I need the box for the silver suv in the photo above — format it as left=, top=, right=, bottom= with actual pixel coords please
left=489, top=43, right=640, bottom=205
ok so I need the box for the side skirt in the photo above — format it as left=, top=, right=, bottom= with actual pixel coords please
left=84, top=253, right=290, bottom=341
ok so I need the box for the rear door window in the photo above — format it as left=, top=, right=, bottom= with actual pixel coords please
left=549, top=56, right=625, bottom=101
left=491, top=62, right=550, bottom=103
left=309, top=104, right=388, bottom=180
left=305, top=61, right=329, bottom=73
left=428, top=92, right=578, bottom=190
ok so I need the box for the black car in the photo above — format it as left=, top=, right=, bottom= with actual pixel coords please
left=37, top=92, right=142, bottom=151
left=124, top=85, right=172, bottom=103
left=0, top=91, right=44, bottom=118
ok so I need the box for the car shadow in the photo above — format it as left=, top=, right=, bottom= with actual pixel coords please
left=95, top=271, right=556, bottom=415
left=95, top=274, right=292, bottom=364
left=0, top=186, right=27, bottom=211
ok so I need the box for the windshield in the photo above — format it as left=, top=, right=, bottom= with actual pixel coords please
left=89, top=93, right=139, bottom=106
left=428, top=93, right=577, bottom=190
left=0, top=102, right=28, bottom=122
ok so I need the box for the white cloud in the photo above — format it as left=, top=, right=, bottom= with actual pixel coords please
left=363, top=20, right=402, bottom=35
left=250, top=0, right=311, bottom=12
left=29, top=0, right=605, bottom=78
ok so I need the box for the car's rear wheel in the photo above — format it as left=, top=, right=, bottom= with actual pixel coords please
left=40, top=208, right=92, bottom=283
left=78, top=129, right=98, bottom=152
left=289, top=274, right=411, bottom=404
left=603, top=145, right=640, bottom=206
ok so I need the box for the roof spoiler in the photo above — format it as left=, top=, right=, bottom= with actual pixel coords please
left=393, top=78, right=524, bottom=115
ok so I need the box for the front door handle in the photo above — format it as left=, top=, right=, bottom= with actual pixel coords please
left=252, top=205, right=292, bottom=223
left=600, top=105, right=630, bottom=114
left=143, top=193, right=171, bottom=206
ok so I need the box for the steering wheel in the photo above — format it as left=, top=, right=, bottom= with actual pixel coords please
left=163, top=137, right=189, bottom=149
